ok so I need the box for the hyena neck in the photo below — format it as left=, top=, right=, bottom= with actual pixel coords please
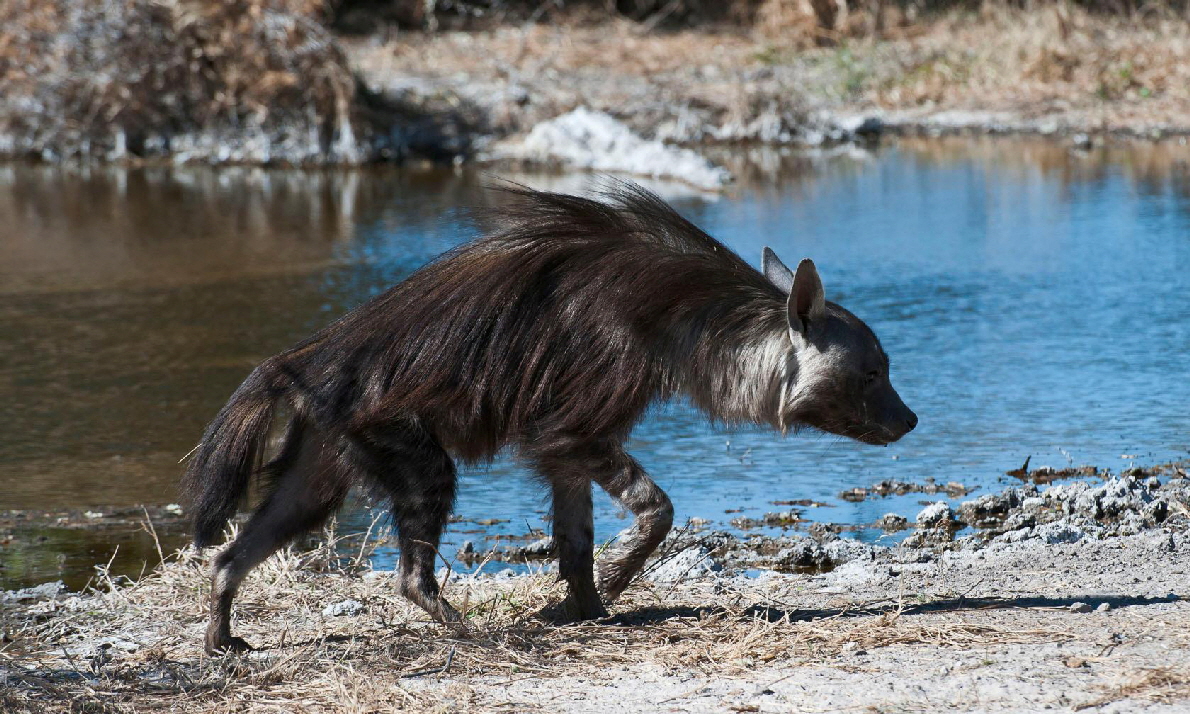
left=679, top=313, right=796, bottom=427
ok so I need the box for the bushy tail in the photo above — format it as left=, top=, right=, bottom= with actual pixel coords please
left=182, top=361, right=286, bottom=548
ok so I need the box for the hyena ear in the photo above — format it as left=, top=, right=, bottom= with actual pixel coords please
left=787, top=258, right=826, bottom=338
left=763, top=247, right=795, bottom=294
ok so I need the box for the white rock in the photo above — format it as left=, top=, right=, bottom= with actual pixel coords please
left=832, top=113, right=884, bottom=137
left=648, top=547, right=722, bottom=584
left=1021, top=497, right=1046, bottom=511
left=506, top=107, right=731, bottom=190
left=826, top=558, right=881, bottom=586
left=322, top=599, right=364, bottom=617
left=1034, top=522, right=1086, bottom=544
left=2, top=581, right=65, bottom=602
left=823, top=538, right=873, bottom=565
left=916, top=501, right=953, bottom=528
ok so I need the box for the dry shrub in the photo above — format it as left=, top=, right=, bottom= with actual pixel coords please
left=0, top=0, right=365, bottom=163
left=756, top=0, right=823, bottom=41
left=754, top=0, right=913, bottom=45
left=851, top=0, right=1190, bottom=111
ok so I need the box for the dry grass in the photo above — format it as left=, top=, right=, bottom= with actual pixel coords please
left=867, top=3, right=1190, bottom=110
left=350, top=2, right=1190, bottom=142
left=0, top=524, right=1075, bottom=712
left=749, top=1, right=1190, bottom=118
left=1077, top=667, right=1190, bottom=709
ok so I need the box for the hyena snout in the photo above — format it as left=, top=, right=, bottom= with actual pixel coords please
left=875, top=390, right=917, bottom=444
left=903, top=409, right=918, bottom=432
left=887, top=408, right=917, bottom=442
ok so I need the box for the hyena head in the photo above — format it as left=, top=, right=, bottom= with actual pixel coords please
left=763, top=248, right=917, bottom=446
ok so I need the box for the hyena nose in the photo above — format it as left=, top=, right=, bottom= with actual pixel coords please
left=904, top=412, right=919, bottom=432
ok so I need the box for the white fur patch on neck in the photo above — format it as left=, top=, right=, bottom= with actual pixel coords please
left=714, top=329, right=791, bottom=424
left=784, top=341, right=841, bottom=416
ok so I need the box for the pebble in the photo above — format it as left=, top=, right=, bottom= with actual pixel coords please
left=521, top=537, right=553, bottom=557
left=1096, top=603, right=1111, bottom=613
left=322, top=599, right=364, bottom=617
left=1, top=580, right=65, bottom=602
left=649, top=547, right=723, bottom=583
left=1069, top=602, right=1092, bottom=613
left=916, top=501, right=954, bottom=528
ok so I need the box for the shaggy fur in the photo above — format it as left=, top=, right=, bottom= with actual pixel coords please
left=182, top=181, right=916, bottom=654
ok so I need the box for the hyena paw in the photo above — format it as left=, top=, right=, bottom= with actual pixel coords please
left=566, top=590, right=610, bottom=621
left=538, top=594, right=609, bottom=624
left=205, top=634, right=253, bottom=656
left=596, top=562, right=634, bottom=602
left=436, top=600, right=463, bottom=624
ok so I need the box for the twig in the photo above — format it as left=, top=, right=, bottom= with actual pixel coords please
left=400, top=646, right=455, bottom=679
left=640, top=0, right=685, bottom=33
left=352, top=512, right=385, bottom=571
left=142, top=505, right=165, bottom=568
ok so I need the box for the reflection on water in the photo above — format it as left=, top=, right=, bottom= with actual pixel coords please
left=2, top=137, right=1189, bottom=589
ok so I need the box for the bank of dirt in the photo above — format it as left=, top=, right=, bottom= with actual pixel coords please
left=5, top=2, right=1190, bottom=166
left=348, top=5, right=1190, bottom=154
left=0, top=0, right=471, bottom=165
left=4, top=464, right=1190, bottom=712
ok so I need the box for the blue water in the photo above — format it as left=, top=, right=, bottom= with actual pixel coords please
left=1, top=138, right=1188, bottom=585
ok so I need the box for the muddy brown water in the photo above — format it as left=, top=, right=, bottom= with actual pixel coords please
left=2, top=138, right=1189, bottom=589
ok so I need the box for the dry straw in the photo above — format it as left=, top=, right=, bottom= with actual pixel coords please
left=2, top=520, right=1075, bottom=712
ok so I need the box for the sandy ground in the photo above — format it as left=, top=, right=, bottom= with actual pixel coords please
left=4, top=467, right=1190, bottom=713
left=471, top=533, right=1190, bottom=713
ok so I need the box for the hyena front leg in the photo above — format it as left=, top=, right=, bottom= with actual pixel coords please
left=549, top=477, right=609, bottom=620
left=593, top=448, right=674, bottom=602
left=529, top=445, right=608, bottom=620
left=358, top=430, right=461, bottom=624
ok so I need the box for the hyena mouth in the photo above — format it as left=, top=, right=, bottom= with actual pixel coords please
left=853, top=425, right=901, bottom=446
left=810, top=420, right=898, bottom=446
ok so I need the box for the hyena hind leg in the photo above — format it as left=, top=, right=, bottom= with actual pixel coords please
left=593, top=451, right=674, bottom=602
left=205, top=436, right=347, bottom=655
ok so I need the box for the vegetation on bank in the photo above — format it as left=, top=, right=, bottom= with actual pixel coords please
left=0, top=0, right=392, bottom=164
left=3, top=0, right=1190, bottom=165
left=332, top=0, right=1190, bottom=37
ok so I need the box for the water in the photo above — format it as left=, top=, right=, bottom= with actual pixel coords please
left=2, top=137, right=1188, bottom=589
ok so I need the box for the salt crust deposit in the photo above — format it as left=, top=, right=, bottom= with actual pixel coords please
left=497, top=107, right=733, bottom=191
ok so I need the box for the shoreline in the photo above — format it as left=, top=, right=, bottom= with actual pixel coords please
left=5, top=458, right=1185, bottom=591
left=5, top=6, right=1190, bottom=169
left=4, top=463, right=1190, bottom=712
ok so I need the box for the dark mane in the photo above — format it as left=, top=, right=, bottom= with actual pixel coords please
left=273, top=182, right=787, bottom=461
left=481, top=181, right=757, bottom=261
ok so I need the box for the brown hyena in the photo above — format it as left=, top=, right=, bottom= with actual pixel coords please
left=183, top=182, right=917, bottom=654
